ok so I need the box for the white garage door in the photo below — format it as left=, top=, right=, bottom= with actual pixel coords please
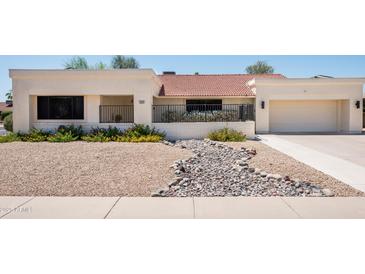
left=269, top=100, right=338, bottom=132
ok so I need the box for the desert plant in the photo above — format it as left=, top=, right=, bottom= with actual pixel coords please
left=57, top=125, right=83, bottom=139
left=3, top=113, right=13, bottom=131
left=161, top=110, right=239, bottom=123
left=123, top=124, right=165, bottom=138
left=90, top=126, right=122, bottom=137
left=18, top=128, right=50, bottom=142
left=114, top=135, right=163, bottom=143
left=81, top=133, right=111, bottom=142
left=47, top=131, right=79, bottom=142
left=81, top=126, right=122, bottom=142
left=0, top=132, right=20, bottom=143
left=207, top=128, right=246, bottom=142
left=0, top=110, right=12, bottom=120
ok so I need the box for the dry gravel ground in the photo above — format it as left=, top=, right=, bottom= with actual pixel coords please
left=0, top=142, right=192, bottom=196
left=227, top=141, right=364, bottom=197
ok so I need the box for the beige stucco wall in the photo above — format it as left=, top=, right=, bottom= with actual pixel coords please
left=255, top=79, right=364, bottom=133
left=100, top=95, right=133, bottom=105
left=10, top=69, right=161, bottom=132
left=153, top=97, right=185, bottom=105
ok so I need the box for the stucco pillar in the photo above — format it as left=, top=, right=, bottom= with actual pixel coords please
left=255, top=98, right=269, bottom=133
left=13, top=88, right=30, bottom=133
left=348, top=98, right=363, bottom=132
left=86, top=95, right=101, bottom=123
left=133, top=92, right=152, bottom=125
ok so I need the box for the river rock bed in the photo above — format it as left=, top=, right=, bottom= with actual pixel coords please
left=152, top=139, right=334, bottom=197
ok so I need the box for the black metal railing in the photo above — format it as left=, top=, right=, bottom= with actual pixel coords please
left=152, top=104, right=255, bottom=123
left=99, top=105, right=134, bottom=123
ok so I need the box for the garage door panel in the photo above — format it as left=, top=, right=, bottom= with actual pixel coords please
left=269, top=100, right=337, bottom=132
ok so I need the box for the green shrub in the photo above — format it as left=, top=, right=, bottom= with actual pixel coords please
left=123, top=124, right=165, bottom=138
left=81, top=124, right=165, bottom=143
left=81, top=133, right=111, bottom=142
left=0, top=132, right=20, bottom=143
left=81, top=126, right=121, bottom=142
left=18, top=128, right=50, bottom=142
left=90, top=126, right=122, bottom=138
left=3, top=113, right=13, bottom=131
left=114, top=135, right=163, bottom=143
left=57, top=125, right=83, bottom=139
left=207, top=128, right=246, bottom=142
left=0, top=110, right=12, bottom=121
left=47, top=131, right=79, bottom=142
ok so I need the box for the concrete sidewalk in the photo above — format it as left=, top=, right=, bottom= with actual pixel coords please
left=1, top=196, right=365, bottom=219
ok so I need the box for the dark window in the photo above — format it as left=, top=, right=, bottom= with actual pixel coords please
left=37, top=96, right=84, bottom=120
left=186, top=99, right=222, bottom=112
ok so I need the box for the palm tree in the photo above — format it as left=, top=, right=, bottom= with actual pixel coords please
left=111, top=55, right=139, bottom=69
left=5, top=90, right=13, bottom=101
left=64, top=56, right=89, bottom=70
left=245, top=61, right=274, bottom=74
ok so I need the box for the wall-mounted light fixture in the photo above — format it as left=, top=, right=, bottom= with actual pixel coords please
left=261, top=101, right=265, bottom=109
left=355, top=100, right=360, bottom=109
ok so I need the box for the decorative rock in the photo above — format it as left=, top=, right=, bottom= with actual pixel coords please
left=322, top=188, right=335, bottom=197
left=195, top=167, right=203, bottom=172
left=168, top=180, right=179, bottom=187
left=296, top=187, right=304, bottom=194
left=236, top=160, right=247, bottom=166
left=248, top=167, right=255, bottom=173
left=157, top=140, right=325, bottom=198
left=267, top=174, right=282, bottom=181
left=260, top=172, right=268, bottom=177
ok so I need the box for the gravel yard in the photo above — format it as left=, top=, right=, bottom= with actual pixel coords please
left=0, top=142, right=192, bottom=196
left=1, top=139, right=362, bottom=197
left=227, top=140, right=364, bottom=197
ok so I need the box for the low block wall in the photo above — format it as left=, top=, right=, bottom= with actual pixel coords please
left=153, top=121, right=255, bottom=140
left=31, top=121, right=255, bottom=140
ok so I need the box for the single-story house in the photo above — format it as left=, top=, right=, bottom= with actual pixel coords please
left=9, top=69, right=365, bottom=139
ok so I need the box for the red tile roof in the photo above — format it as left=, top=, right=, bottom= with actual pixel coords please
left=158, top=74, right=285, bottom=97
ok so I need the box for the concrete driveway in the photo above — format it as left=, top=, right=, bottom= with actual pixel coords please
left=270, top=135, right=365, bottom=168
left=259, top=134, right=365, bottom=192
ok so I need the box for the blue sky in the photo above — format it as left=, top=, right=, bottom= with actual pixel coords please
left=1, top=55, right=365, bottom=101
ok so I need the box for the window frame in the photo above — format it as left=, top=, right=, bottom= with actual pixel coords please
left=37, top=96, right=84, bottom=120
